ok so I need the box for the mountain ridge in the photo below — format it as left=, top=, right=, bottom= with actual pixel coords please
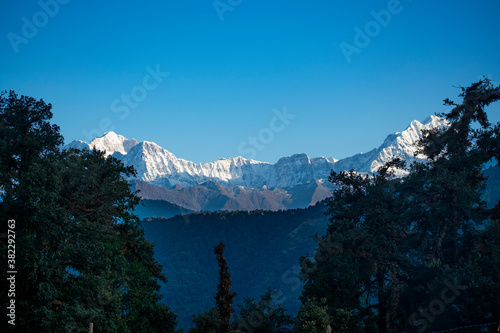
left=65, top=115, right=448, bottom=210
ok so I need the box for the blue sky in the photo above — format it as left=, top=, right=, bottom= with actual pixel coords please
left=1, top=0, right=499, bottom=163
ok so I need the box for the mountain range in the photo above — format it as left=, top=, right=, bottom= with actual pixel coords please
left=65, top=115, right=448, bottom=211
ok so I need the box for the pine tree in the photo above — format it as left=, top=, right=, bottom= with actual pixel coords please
left=299, top=79, right=500, bottom=332
left=400, top=78, right=500, bottom=332
left=300, top=160, right=410, bottom=332
left=214, top=242, right=236, bottom=333
left=0, top=91, right=179, bottom=332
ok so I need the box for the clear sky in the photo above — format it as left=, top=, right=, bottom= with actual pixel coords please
left=1, top=0, right=499, bottom=163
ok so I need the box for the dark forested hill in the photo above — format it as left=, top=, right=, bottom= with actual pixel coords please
left=134, top=199, right=194, bottom=219
left=142, top=201, right=330, bottom=331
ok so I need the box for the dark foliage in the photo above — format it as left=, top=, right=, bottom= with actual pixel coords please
left=300, top=79, right=500, bottom=332
left=214, top=242, right=236, bottom=333
left=0, top=91, right=178, bottom=332
left=189, top=307, right=221, bottom=333
left=233, top=288, right=293, bottom=333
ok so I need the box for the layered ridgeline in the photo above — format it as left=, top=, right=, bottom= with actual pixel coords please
left=65, top=116, right=448, bottom=211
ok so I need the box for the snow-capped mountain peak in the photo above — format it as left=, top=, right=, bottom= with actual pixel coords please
left=89, top=131, right=138, bottom=156
left=64, top=131, right=139, bottom=157
left=64, top=115, right=448, bottom=190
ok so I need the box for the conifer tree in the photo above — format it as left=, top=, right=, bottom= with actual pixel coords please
left=300, top=160, right=410, bottom=332
left=0, top=91, right=179, bottom=332
left=214, top=242, right=236, bottom=333
left=400, top=78, right=500, bottom=332
left=299, top=79, right=500, bottom=332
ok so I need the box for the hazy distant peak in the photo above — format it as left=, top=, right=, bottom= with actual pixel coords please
left=64, top=139, right=90, bottom=151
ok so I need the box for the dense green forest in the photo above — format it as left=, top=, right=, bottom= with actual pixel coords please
left=142, top=201, right=329, bottom=330
left=1, top=78, right=500, bottom=332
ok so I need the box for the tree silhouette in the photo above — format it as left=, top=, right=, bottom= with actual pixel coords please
left=0, top=91, right=179, bottom=332
left=214, top=242, right=236, bottom=333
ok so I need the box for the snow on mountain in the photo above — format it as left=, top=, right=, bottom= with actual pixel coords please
left=64, top=116, right=448, bottom=190
left=64, top=132, right=138, bottom=157
left=369, top=115, right=448, bottom=172
left=119, top=140, right=274, bottom=188
left=89, top=132, right=138, bottom=156
left=332, top=115, right=448, bottom=174
left=64, top=139, right=90, bottom=151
